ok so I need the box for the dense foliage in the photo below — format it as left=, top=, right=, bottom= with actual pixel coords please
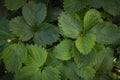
left=0, top=0, right=120, bottom=80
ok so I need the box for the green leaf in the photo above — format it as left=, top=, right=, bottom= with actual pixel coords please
left=42, top=66, right=61, bottom=80
left=9, top=16, right=33, bottom=41
left=15, top=66, right=41, bottom=80
left=99, top=48, right=114, bottom=73
left=22, top=1, right=47, bottom=26
left=53, top=39, right=73, bottom=60
left=91, top=22, right=120, bottom=44
left=25, top=44, right=47, bottom=67
left=93, top=48, right=114, bottom=73
left=0, top=19, right=13, bottom=46
left=84, top=9, right=103, bottom=31
left=75, top=33, right=96, bottom=54
left=102, top=0, right=120, bottom=15
left=45, top=53, right=61, bottom=67
left=64, top=0, right=89, bottom=13
left=33, top=23, right=59, bottom=46
left=2, top=43, right=27, bottom=72
left=75, top=66, right=96, bottom=80
left=5, top=0, right=26, bottom=10
left=64, top=62, right=80, bottom=80
left=74, top=51, right=95, bottom=68
left=93, top=43, right=105, bottom=54
left=56, top=62, right=80, bottom=80
left=58, top=12, right=82, bottom=38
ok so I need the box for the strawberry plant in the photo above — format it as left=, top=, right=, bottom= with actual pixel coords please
left=0, top=0, right=120, bottom=80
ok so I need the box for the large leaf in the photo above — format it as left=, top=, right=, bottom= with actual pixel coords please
left=5, top=0, right=26, bottom=10
left=25, top=45, right=47, bottom=67
left=41, top=66, right=61, bottom=80
left=22, top=1, right=47, bottom=26
left=58, top=12, right=82, bottom=38
left=84, top=9, right=103, bottom=31
left=2, top=43, right=27, bottom=72
left=53, top=39, right=73, bottom=60
left=64, top=0, right=88, bottom=13
left=102, top=0, right=120, bottom=15
left=34, top=23, right=59, bottom=46
left=91, top=22, right=120, bottom=44
left=15, top=66, right=41, bottom=80
left=75, top=33, right=96, bottom=54
left=9, top=16, right=33, bottom=41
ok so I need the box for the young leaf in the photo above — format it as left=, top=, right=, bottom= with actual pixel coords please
left=22, top=1, right=47, bottom=26
left=15, top=66, right=41, bottom=80
left=5, top=0, right=26, bottom=10
left=2, top=44, right=27, bottom=72
left=53, top=39, right=73, bottom=60
left=91, top=22, right=120, bottom=44
left=84, top=9, right=103, bottom=31
left=58, top=12, right=82, bottom=38
left=33, top=23, right=59, bottom=46
left=64, top=0, right=88, bottom=13
left=9, top=16, right=33, bottom=41
left=75, top=33, right=96, bottom=54
left=25, top=44, right=47, bottom=67
left=42, top=66, right=61, bottom=80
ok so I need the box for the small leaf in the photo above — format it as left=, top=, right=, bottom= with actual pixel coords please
left=75, top=33, right=96, bottom=54
left=64, top=0, right=89, bottom=13
left=53, top=39, right=73, bottom=60
left=2, top=43, right=27, bottom=72
left=25, top=44, right=47, bottom=67
left=58, top=12, right=82, bottom=38
left=5, top=0, right=26, bottom=10
left=33, top=23, right=59, bottom=46
left=15, top=66, right=41, bottom=80
left=42, top=66, right=61, bottom=80
left=84, top=9, right=103, bottom=31
left=9, top=16, right=33, bottom=41
left=91, top=22, right=120, bottom=44
left=22, top=1, right=47, bottom=26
